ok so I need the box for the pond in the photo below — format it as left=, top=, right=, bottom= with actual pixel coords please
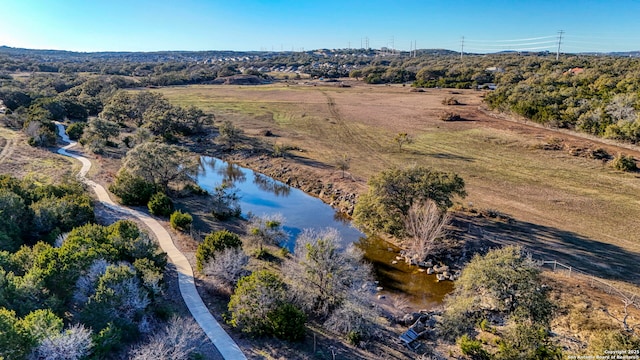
left=194, top=156, right=453, bottom=309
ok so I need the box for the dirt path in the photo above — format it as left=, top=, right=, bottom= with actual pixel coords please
left=54, top=123, right=246, bottom=360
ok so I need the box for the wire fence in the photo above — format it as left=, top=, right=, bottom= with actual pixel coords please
left=538, top=259, right=639, bottom=306
left=465, top=223, right=639, bottom=306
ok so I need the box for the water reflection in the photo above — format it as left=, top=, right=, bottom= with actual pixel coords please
left=355, top=236, right=454, bottom=309
left=194, top=156, right=453, bottom=309
left=197, top=157, right=246, bottom=184
left=195, top=156, right=363, bottom=250
left=253, top=172, right=291, bottom=197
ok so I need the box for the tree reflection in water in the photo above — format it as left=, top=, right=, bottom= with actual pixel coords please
left=252, top=172, right=291, bottom=197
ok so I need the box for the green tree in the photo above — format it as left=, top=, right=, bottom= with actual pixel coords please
left=228, top=270, right=305, bottom=339
left=66, top=122, right=86, bottom=140
left=439, top=246, right=553, bottom=341
left=0, top=189, right=28, bottom=251
left=109, top=170, right=158, bottom=206
left=0, top=308, right=31, bottom=360
left=353, top=166, right=466, bottom=237
left=82, top=117, right=120, bottom=144
left=121, top=142, right=198, bottom=191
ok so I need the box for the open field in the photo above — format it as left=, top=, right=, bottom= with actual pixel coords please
left=155, top=82, right=640, bottom=284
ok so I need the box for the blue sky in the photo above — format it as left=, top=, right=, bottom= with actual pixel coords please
left=2, top=0, right=640, bottom=53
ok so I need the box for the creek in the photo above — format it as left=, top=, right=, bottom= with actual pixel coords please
left=195, top=156, right=453, bottom=309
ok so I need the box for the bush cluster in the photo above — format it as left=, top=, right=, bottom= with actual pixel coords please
left=147, top=192, right=174, bottom=217
left=169, top=210, right=192, bottom=231
left=195, top=230, right=242, bottom=272
left=109, top=170, right=157, bottom=206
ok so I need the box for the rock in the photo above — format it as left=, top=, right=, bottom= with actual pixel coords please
left=436, top=274, right=446, bottom=282
left=427, top=267, right=434, bottom=275
left=395, top=256, right=403, bottom=261
left=443, top=271, right=452, bottom=278
left=401, top=313, right=418, bottom=325
left=376, top=286, right=383, bottom=291
left=391, top=260, right=398, bottom=265
left=377, top=295, right=386, bottom=300
left=418, top=268, right=425, bottom=272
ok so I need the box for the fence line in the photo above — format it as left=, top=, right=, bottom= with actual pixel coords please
left=465, top=225, right=639, bottom=305
left=539, top=259, right=639, bottom=305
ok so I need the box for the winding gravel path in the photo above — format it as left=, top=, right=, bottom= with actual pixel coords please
left=55, top=123, right=246, bottom=360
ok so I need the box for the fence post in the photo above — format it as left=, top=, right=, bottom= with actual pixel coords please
left=553, top=261, right=557, bottom=272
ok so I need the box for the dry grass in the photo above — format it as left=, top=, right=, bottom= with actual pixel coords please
left=0, top=127, right=77, bottom=181
left=154, top=83, right=640, bottom=285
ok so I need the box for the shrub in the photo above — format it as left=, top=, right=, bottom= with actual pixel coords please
left=458, top=334, right=490, bottom=360
left=266, top=303, right=307, bottom=342
left=228, top=271, right=296, bottom=338
left=195, top=230, right=242, bottom=272
left=109, top=170, right=157, bottom=206
left=66, top=122, right=86, bottom=141
left=440, top=112, right=462, bottom=121
left=442, top=97, right=460, bottom=105
left=611, top=153, right=638, bottom=172
left=147, top=192, right=174, bottom=217
left=169, top=210, right=192, bottom=231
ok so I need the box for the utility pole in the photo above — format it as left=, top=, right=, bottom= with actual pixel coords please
left=556, top=30, right=564, bottom=60
left=460, top=36, right=464, bottom=60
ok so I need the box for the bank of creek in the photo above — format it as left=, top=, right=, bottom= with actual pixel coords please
left=195, top=156, right=454, bottom=309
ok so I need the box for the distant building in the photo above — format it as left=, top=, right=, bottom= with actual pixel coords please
left=485, top=66, right=505, bottom=73
left=564, top=67, right=585, bottom=75
left=477, top=83, right=497, bottom=90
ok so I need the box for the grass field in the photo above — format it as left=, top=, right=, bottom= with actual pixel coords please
left=154, top=82, right=640, bottom=284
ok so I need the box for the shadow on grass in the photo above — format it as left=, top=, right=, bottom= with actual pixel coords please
left=456, top=214, right=640, bottom=285
left=427, top=152, right=474, bottom=162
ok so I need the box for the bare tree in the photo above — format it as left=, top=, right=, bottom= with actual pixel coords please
left=129, top=316, right=204, bottom=360
left=402, top=200, right=450, bottom=263
left=283, top=228, right=374, bottom=318
left=605, top=93, right=638, bottom=124
left=204, top=247, right=249, bottom=290
left=30, top=324, right=92, bottom=360
left=603, top=293, right=640, bottom=334
left=73, top=258, right=110, bottom=305
left=335, top=154, right=351, bottom=178
left=324, top=294, right=382, bottom=343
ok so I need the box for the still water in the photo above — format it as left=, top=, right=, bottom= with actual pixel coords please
left=195, top=156, right=453, bottom=308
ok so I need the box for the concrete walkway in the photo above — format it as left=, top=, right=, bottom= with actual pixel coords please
left=55, top=123, right=247, bottom=360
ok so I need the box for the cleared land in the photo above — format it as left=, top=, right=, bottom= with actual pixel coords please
left=155, top=82, right=640, bottom=284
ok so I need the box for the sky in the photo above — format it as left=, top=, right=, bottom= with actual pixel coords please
left=2, top=0, right=640, bottom=53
